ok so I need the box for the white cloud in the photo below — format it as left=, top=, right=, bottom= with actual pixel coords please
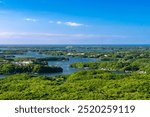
left=56, top=21, right=62, bottom=24
left=24, top=18, right=39, bottom=22
left=0, top=32, right=129, bottom=39
left=65, top=22, right=83, bottom=27
left=0, top=32, right=92, bottom=39
left=55, top=21, right=84, bottom=27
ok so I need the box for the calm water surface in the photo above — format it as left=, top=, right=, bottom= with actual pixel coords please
left=47, top=57, right=96, bottom=76
left=0, top=52, right=96, bottom=78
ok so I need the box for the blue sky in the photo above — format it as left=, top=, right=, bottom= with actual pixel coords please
left=0, top=0, right=150, bottom=44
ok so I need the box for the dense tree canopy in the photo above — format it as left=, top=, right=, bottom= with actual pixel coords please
left=0, top=63, right=63, bottom=74
left=1, top=45, right=150, bottom=100
left=0, top=70, right=150, bottom=100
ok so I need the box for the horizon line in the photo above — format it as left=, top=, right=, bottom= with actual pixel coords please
left=0, top=44, right=150, bottom=46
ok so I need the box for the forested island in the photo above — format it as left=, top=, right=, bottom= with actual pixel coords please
left=0, top=63, right=63, bottom=74
left=0, top=45, right=150, bottom=100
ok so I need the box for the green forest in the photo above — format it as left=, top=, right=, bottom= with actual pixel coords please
left=0, top=45, right=150, bottom=100
left=0, top=71, right=150, bottom=100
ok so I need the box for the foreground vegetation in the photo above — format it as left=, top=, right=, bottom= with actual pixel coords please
left=0, top=70, right=150, bottom=100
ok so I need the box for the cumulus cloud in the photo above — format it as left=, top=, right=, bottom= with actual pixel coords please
left=64, top=22, right=83, bottom=27
left=24, top=18, right=39, bottom=22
